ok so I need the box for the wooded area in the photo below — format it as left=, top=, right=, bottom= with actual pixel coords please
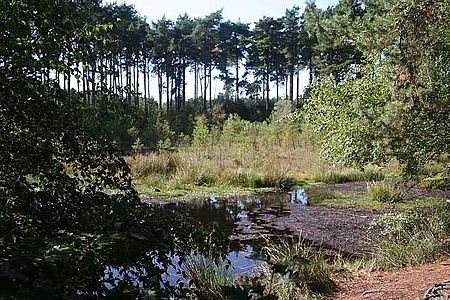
left=1, top=0, right=449, bottom=298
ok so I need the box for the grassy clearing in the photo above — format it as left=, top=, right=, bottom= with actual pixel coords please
left=128, top=137, right=329, bottom=198
left=126, top=108, right=388, bottom=197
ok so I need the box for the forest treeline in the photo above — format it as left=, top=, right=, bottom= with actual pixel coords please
left=2, top=0, right=382, bottom=149
left=6, top=0, right=447, bottom=165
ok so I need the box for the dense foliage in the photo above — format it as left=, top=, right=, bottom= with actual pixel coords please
left=305, top=0, right=450, bottom=174
left=0, top=0, right=229, bottom=298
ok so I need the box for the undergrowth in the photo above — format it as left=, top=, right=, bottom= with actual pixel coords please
left=260, top=238, right=336, bottom=299
left=368, top=202, right=450, bottom=270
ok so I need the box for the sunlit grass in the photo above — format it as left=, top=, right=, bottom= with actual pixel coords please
left=127, top=130, right=369, bottom=197
left=368, top=202, right=450, bottom=270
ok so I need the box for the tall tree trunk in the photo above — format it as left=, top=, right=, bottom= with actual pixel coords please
left=289, top=70, right=294, bottom=101
left=285, top=75, right=288, bottom=99
left=276, top=75, right=279, bottom=101
left=265, top=65, right=270, bottom=111
left=91, top=60, right=96, bottom=104
left=166, top=70, right=170, bottom=114
left=143, top=58, right=147, bottom=101
left=309, top=57, right=313, bottom=85
left=126, top=55, right=131, bottom=104
left=136, top=58, right=139, bottom=106
left=235, top=56, right=239, bottom=102
left=296, top=67, right=300, bottom=106
left=170, top=75, right=174, bottom=111
left=82, top=63, right=87, bottom=103
left=147, top=60, right=151, bottom=101
left=158, top=67, right=163, bottom=108
left=194, top=61, right=198, bottom=99
left=143, top=58, right=147, bottom=115
left=182, top=60, right=186, bottom=109
left=203, top=64, right=207, bottom=111
left=209, top=63, right=212, bottom=109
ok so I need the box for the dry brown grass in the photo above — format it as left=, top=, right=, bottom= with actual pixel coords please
left=126, top=130, right=363, bottom=196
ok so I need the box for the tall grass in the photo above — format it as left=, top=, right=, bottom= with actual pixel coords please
left=312, top=165, right=385, bottom=184
left=127, top=113, right=392, bottom=195
left=183, top=255, right=234, bottom=300
left=369, top=203, right=450, bottom=270
left=128, top=131, right=323, bottom=193
left=261, top=238, right=335, bottom=299
left=367, top=180, right=406, bottom=203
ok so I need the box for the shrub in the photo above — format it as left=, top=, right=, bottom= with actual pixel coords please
left=192, top=116, right=211, bottom=149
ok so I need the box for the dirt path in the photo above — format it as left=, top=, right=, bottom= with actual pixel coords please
left=329, top=257, right=450, bottom=300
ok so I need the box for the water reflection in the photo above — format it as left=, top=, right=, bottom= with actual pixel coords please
left=105, top=190, right=309, bottom=292
left=290, top=188, right=309, bottom=205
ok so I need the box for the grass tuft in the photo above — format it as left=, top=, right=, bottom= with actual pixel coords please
left=184, top=255, right=234, bottom=300
left=367, top=180, right=405, bottom=203
left=262, top=238, right=336, bottom=299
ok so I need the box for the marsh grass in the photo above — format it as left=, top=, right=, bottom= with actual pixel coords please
left=184, top=255, right=234, bottom=300
left=261, top=238, right=336, bottom=299
left=367, top=180, right=406, bottom=203
left=420, top=175, right=450, bottom=190
left=127, top=130, right=367, bottom=196
left=369, top=203, right=450, bottom=270
left=312, top=165, right=385, bottom=184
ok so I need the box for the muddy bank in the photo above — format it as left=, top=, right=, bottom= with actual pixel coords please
left=141, top=188, right=379, bottom=256
left=232, top=200, right=377, bottom=256
left=324, top=181, right=450, bottom=199
left=139, top=181, right=448, bottom=256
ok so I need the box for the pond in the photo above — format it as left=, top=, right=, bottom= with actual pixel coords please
left=104, top=188, right=375, bottom=294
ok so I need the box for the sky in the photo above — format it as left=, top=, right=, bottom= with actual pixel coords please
left=111, top=0, right=338, bottom=24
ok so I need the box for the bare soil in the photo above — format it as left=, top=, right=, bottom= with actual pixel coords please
left=329, top=257, right=450, bottom=300
left=325, top=181, right=450, bottom=200
left=232, top=204, right=378, bottom=256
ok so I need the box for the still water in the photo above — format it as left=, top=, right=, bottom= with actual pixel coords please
left=104, top=189, right=309, bottom=290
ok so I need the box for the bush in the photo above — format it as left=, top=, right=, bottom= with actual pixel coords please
left=192, top=116, right=211, bottom=149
